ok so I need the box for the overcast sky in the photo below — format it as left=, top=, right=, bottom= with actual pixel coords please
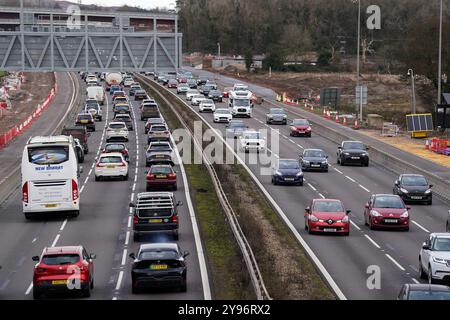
left=63, top=0, right=176, bottom=9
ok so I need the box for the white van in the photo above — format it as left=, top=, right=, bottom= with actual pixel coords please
left=86, top=86, right=105, bottom=105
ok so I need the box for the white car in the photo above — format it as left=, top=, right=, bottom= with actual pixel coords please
left=106, top=122, right=129, bottom=142
left=177, top=84, right=189, bottom=94
left=123, top=78, right=134, bottom=87
left=95, top=152, right=129, bottom=181
left=419, top=233, right=450, bottom=283
left=191, top=95, right=206, bottom=106
left=213, top=108, right=232, bottom=123
left=239, top=130, right=265, bottom=153
left=186, top=89, right=200, bottom=101
left=199, top=99, right=216, bottom=112
left=85, top=74, right=98, bottom=84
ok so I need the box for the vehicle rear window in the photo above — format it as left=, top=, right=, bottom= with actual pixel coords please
left=41, top=254, right=80, bottom=265
left=150, top=145, right=171, bottom=151
left=313, top=201, right=344, bottom=212
left=28, top=146, right=69, bottom=165
left=110, top=124, right=126, bottom=129
left=116, top=117, right=131, bottom=122
left=408, top=291, right=450, bottom=300
left=139, top=250, right=178, bottom=260
left=150, top=126, right=167, bottom=132
left=374, top=196, right=404, bottom=209
left=100, top=156, right=122, bottom=164
left=138, top=208, right=173, bottom=218
left=106, top=144, right=125, bottom=152
left=151, top=166, right=173, bottom=174
left=78, top=115, right=92, bottom=120
left=143, top=105, right=157, bottom=110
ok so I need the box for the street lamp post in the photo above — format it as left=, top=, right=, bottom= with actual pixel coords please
left=217, top=43, right=221, bottom=58
left=353, top=0, right=362, bottom=122
left=438, top=0, right=443, bottom=105
left=408, top=69, right=417, bottom=114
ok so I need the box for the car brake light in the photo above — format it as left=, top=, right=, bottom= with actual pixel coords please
left=133, top=214, right=139, bottom=225
left=147, top=174, right=155, bottom=180
left=36, top=267, right=47, bottom=274
left=118, top=161, right=127, bottom=167
left=72, top=179, right=79, bottom=201
left=168, top=173, right=176, bottom=180
left=22, top=181, right=28, bottom=203
left=171, top=215, right=178, bottom=223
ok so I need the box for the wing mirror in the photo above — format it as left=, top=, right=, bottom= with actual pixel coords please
left=422, top=242, right=430, bottom=250
left=346, top=209, right=351, bottom=215
left=89, top=254, right=97, bottom=260
left=129, top=202, right=136, bottom=208
left=305, top=207, right=311, bottom=213
left=129, top=253, right=136, bottom=260
left=337, top=146, right=342, bottom=149
left=395, top=180, right=399, bottom=186
left=183, top=251, right=190, bottom=258
left=365, top=203, right=369, bottom=209
left=177, top=201, right=183, bottom=207
left=366, top=146, right=370, bottom=151
left=32, top=256, right=40, bottom=262
left=406, top=205, right=412, bottom=211
left=429, top=184, right=433, bottom=188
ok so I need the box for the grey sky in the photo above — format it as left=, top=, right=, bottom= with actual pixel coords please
left=63, top=0, right=176, bottom=9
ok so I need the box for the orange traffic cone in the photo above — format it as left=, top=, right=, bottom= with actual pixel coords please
left=342, top=117, right=347, bottom=126
left=334, top=114, right=339, bottom=123
left=323, top=109, right=327, bottom=118
left=354, top=119, right=360, bottom=130
left=326, top=111, right=331, bottom=120
left=425, top=140, right=430, bottom=150
left=311, top=104, right=314, bottom=111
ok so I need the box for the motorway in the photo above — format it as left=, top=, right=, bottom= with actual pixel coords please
left=147, top=71, right=450, bottom=300
left=0, top=74, right=208, bottom=300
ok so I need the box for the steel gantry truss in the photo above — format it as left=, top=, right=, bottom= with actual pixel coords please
left=0, top=8, right=182, bottom=72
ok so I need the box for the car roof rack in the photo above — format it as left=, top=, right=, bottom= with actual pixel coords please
left=136, top=192, right=175, bottom=210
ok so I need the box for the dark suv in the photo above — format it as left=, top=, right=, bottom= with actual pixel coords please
left=75, top=113, right=96, bottom=132
left=61, top=126, right=89, bottom=154
left=130, top=192, right=183, bottom=241
left=337, top=141, right=369, bottom=166
left=393, top=174, right=433, bottom=205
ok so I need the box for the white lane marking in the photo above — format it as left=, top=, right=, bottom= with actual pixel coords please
left=121, top=249, right=127, bottom=266
left=359, top=184, right=371, bottom=193
left=412, top=220, right=430, bottom=233
left=115, top=271, right=124, bottom=290
left=307, top=183, right=317, bottom=191
left=51, top=234, right=60, bottom=248
left=334, top=168, right=343, bottom=174
left=350, top=220, right=361, bottom=231
left=318, top=193, right=326, bottom=199
left=411, top=278, right=420, bottom=284
left=127, top=216, right=132, bottom=228
left=25, top=283, right=33, bottom=295
left=289, top=139, right=295, bottom=144
left=132, top=183, right=136, bottom=192
left=79, top=185, right=85, bottom=194
left=296, top=144, right=304, bottom=149
left=345, top=175, right=356, bottom=183
left=385, top=254, right=406, bottom=271
left=88, top=169, right=93, bottom=176
left=364, top=235, right=381, bottom=249
left=125, top=231, right=130, bottom=246
left=129, top=207, right=133, bottom=214
left=59, top=219, right=68, bottom=232
left=130, top=193, right=134, bottom=202
left=32, top=238, right=37, bottom=243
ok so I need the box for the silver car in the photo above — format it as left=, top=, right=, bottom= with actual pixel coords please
left=225, top=120, right=248, bottom=139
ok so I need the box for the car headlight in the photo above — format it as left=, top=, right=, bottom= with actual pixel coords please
left=400, top=211, right=409, bottom=218
left=432, top=256, right=447, bottom=264
left=425, top=189, right=432, bottom=194
left=400, top=188, right=409, bottom=194
left=309, top=215, right=319, bottom=222
left=274, top=171, right=283, bottom=176
left=296, top=171, right=303, bottom=177
left=371, top=210, right=382, bottom=217
left=341, top=216, right=349, bottom=223
left=303, top=160, right=310, bottom=164
left=343, top=152, right=350, bottom=156
left=361, top=152, right=368, bottom=156
left=321, top=160, right=328, bottom=164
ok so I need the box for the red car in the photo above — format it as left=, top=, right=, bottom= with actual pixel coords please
left=103, top=143, right=130, bottom=162
left=223, top=87, right=232, bottom=98
left=146, top=164, right=177, bottom=191
left=32, top=246, right=96, bottom=299
left=112, top=90, right=126, bottom=100
left=364, top=194, right=410, bottom=231
left=290, top=118, right=312, bottom=137
left=304, top=199, right=350, bottom=236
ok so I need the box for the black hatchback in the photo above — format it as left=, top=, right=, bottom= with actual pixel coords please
left=397, top=284, right=450, bottom=300
left=393, top=174, right=433, bottom=205
left=129, top=243, right=189, bottom=293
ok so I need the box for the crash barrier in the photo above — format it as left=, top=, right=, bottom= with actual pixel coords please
left=0, top=73, right=57, bottom=149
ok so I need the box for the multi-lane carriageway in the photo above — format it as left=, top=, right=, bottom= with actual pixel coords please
left=142, top=70, right=450, bottom=300
left=0, top=73, right=210, bottom=300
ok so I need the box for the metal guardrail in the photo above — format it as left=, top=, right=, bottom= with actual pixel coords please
left=135, top=73, right=272, bottom=300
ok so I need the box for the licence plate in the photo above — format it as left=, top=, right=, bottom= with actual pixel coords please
left=384, top=219, right=398, bottom=224
left=311, top=164, right=321, bottom=167
left=150, top=264, right=168, bottom=270
left=351, top=157, right=360, bottom=160
left=156, top=155, right=164, bottom=158
left=52, top=280, right=68, bottom=285
left=156, top=175, right=167, bottom=179
left=44, top=204, right=58, bottom=208
left=80, top=120, right=88, bottom=124
left=107, top=165, right=115, bottom=169
left=411, top=196, right=422, bottom=200
left=323, top=228, right=337, bottom=232
left=149, top=219, right=163, bottom=223
left=284, top=178, right=295, bottom=181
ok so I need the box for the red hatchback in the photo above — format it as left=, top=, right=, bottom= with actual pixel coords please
left=32, top=246, right=96, bottom=299
left=364, top=194, right=410, bottom=231
left=305, top=199, right=350, bottom=236
left=146, top=165, right=177, bottom=191
left=290, top=119, right=312, bottom=137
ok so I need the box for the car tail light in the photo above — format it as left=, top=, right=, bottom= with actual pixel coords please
left=123, top=149, right=129, bottom=155
left=168, top=173, right=176, bottom=180
left=118, top=161, right=127, bottom=167
left=22, top=181, right=28, bottom=203
left=96, top=162, right=104, bottom=168
left=171, top=215, right=178, bottom=223
left=133, top=214, right=139, bottom=225
left=35, top=267, right=47, bottom=274
left=72, top=179, right=79, bottom=201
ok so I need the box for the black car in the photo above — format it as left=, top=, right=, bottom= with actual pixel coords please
left=397, top=284, right=450, bottom=300
left=75, top=113, right=96, bottom=132
left=393, top=174, right=433, bottom=205
left=446, top=210, right=450, bottom=232
left=113, top=104, right=131, bottom=116
left=135, top=90, right=147, bottom=101
left=272, top=159, right=304, bottom=186
left=199, top=84, right=215, bottom=96
left=337, top=141, right=369, bottom=166
left=130, top=192, right=182, bottom=241
left=187, top=79, right=197, bottom=89
left=197, top=76, right=208, bottom=86
left=208, top=90, right=223, bottom=102
left=300, top=149, right=329, bottom=172
left=129, top=243, right=189, bottom=293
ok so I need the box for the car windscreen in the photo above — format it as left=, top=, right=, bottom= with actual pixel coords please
left=234, top=99, right=250, bottom=107
left=304, top=150, right=325, bottom=158
left=28, top=146, right=69, bottom=165
left=100, top=156, right=122, bottom=164
left=139, top=249, right=179, bottom=260
left=432, top=237, right=450, bottom=251
left=293, top=119, right=309, bottom=125
left=408, top=290, right=450, bottom=300
left=279, top=160, right=300, bottom=170
left=149, top=145, right=171, bottom=151
left=402, top=176, right=428, bottom=186
left=313, top=201, right=344, bottom=212
left=374, top=196, right=404, bottom=209
left=77, top=115, right=92, bottom=121
left=137, top=208, right=173, bottom=218
left=115, top=106, right=129, bottom=111
left=151, top=166, right=173, bottom=174
left=41, top=254, right=80, bottom=265
left=109, top=124, right=126, bottom=129
left=343, top=142, right=365, bottom=150
left=143, top=105, right=157, bottom=110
